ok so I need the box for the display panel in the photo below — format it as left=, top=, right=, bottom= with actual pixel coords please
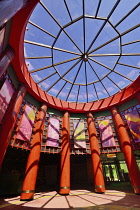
left=98, top=119, right=115, bottom=147
left=73, top=121, right=86, bottom=148
left=0, top=78, right=14, bottom=123
left=125, top=109, right=140, bottom=143
left=46, top=117, right=59, bottom=147
left=16, top=105, right=36, bottom=141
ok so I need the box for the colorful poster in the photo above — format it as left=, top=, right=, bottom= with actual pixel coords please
left=73, top=121, right=86, bottom=148
left=125, top=109, right=140, bottom=143
left=0, top=78, right=14, bottom=123
left=98, top=119, right=115, bottom=147
left=17, top=105, right=36, bottom=141
left=47, top=118, right=59, bottom=147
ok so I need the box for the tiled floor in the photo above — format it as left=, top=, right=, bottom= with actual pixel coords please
left=0, top=189, right=140, bottom=209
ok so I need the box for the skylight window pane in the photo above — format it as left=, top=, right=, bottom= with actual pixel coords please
left=30, top=2, right=60, bottom=36
left=64, top=62, right=82, bottom=83
left=87, top=84, right=98, bottom=102
left=75, top=62, right=86, bottom=85
left=78, top=86, right=87, bottom=102
left=86, top=62, right=98, bottom=84
left=85, top=0, right=100, bottom=16
left=122, top=27, right=140, bottom=45
left=58, top=82, right=72, bottom=101
left=31, top=67, right=56, bottom=83
left=116, top=6, right=140, bottom=33
left=39, top=74, right=60, bottom=91
left=119, top=56, right=140, bottom=68
left=24, top=43, right=52, bottom=57
left=41, top=0, right=70, bottom=26
left=102, top=77, right=120, bottom=95
left=53, top=49, right=79, bottom=64
left=114, top=64, right=139, bottom=81
left=26, top=58, right=52, bottom=72
left=67, top=85, right=79, bottom=102
left=98, top=0, right=117, bottom=18
left=109, top=0, right=139, bottom=26
left=109, top=72, right=131, bottom=89
left=122, top=43, right=140, bottom=54
left=90, top=56, right=118, bottom=69
left=25, top=22, right=55, bottom=45
left=66, top=0, right=83, bottom=20
left=48, top=79, right=66, bottom=97
left=94, top=82, right=109, bottom=99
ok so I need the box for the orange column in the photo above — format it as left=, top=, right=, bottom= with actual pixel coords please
left=59, top=111, right=70, bottom=195
left=0, top=46, right=15, bottom=78
left=111, top=106, right=140, bottom=194
left=87, top=112, right=105, bottom=193
left=20, top=103, right=47, bottom=201
left=0, top=85, right=26, bottom=167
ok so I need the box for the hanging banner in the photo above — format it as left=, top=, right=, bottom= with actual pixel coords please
left=125, top=109, right=140, bottom=143
left=47, top=118, right=59, bottom=147
left=0, top=78, right=14, bottom=123
left=98, top=119, right=115, bottom=147
left=17, top=105, right=36, bottom=141
left=73, top=121, right=86, bottom=148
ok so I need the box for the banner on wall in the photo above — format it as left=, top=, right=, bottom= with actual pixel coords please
left=46, top=118, right=59, bottom=147
left=125, top=109, right=140, bottom=143
left=0, top=78, right=14, bottom=123
left=17, top=105, right=36, bottom=141
left=73, top=121, right=86, bottom=148
left=98, top=119, right=115, bottom=147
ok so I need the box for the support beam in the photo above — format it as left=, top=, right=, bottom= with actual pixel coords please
left=20, top=103, right=47, bottom=201
left=87, top=112, right=105, bottom=193
left=0, top=85, right=26, bottom=167
left=111, top=106, right=140, bottom=194
left=59, top=112, right=70, bottom=195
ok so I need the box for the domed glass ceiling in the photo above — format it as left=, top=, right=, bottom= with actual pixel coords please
left=24, top=0, right=140, bottom=103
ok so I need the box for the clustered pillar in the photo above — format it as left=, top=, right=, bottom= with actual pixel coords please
left=20, top=103, right=47, bottom=201
left=87, top=112, right=105, bottom=193
left=59, top=111, right=70, bottom=195
left=111, top=106, right=140, bottom=194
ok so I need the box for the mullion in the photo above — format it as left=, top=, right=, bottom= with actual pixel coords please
left=113, top=70, right=133, bottom=82
left=40, top=1, right=83, bottom=53
left=24, top=40, right=81, bottom=55
left=86, top=0, right=121, bottom=53
left=82, top=0, right=86, bottom=53
left=122, top=40, right=140, bottom=46
left=66, top=60, right=83, bottom=101
left=25, top=56, right=52, bottom=59
left=118, top=62, right=140, bottom=70
left=85, top=62, right=88, bottom=102
left=56, top=81, right=67, bottom=97
left=115, top=3, right=140, bottom=28
left=64, top=0, right=73, bottom=22
left=46, top=59, right=82, bottom=92
left=76, top=85, right=80, bottom=103
left=107, top=75, right=121, bottom=90
left=93, top=83, right=99, bottom=100
left=95, top=0, right=102, bottom=18
left=89, top=57, right=112, bottom=71
left=28, top=21, right=56, bottom=38
left=30, top=56, right=81, bottom=73
left=36, top=72, right=57, bottom=84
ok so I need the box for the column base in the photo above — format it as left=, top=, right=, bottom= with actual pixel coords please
left=95, top=185, right=105, bottom=194
left=20, top=191, right=34, bottom=201
left=59, top=186, right=70, bottom=195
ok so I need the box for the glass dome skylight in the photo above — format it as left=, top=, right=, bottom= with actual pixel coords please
left=24, top=0, right=140, bottom=103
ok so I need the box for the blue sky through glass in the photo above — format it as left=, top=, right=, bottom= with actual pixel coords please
left=24, top=0, right=140, bottom=103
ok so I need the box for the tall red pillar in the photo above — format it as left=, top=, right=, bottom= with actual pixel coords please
left=59, top=112, right=70, bottom=195
left=0, top=46, right=15, bottom=78
left=0, top=85, right=26, bottom=167
left=87, top=112, right=105, bottom=193
left=111, top=106, right=140, bottom=194
left=20, top=103, right=47, bottom=201
left=0, top=0, right=29, bottom=27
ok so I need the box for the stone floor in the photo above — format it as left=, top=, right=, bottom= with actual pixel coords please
left=0, top=189, right=140, bottom=210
